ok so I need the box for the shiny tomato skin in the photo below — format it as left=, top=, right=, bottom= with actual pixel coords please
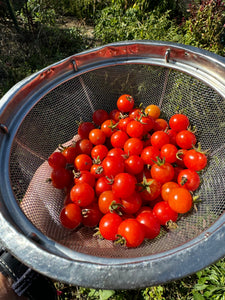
left=77, top=139, right=93, bottom=155
left=90, top=163, right=104, bottom=179
left=168, top=187, right=193, bottom=213
left=125, top=155, right=144, bottom=175
left=160, top=143, right=178, bottom=163
left=117, top=218, right=145, bottom=247
left=161, top=181, right=179, bottom=202
left=60, top=203, right=82, bottom=229
left=110, top=130, right=129, bottom=148
left=99, top=212, right=122, bottom=240
left=70, top=182, right=95, bottom=207
left=126, top=120, right=144, bottom=138
left=95, top=176, right=113, bottom=196
left=136, top=211, right=161, bottom=239
left=183, top=149, right=207, bottom=171
left=48, top=152, right=67, bottom=169
left=144, top=104, right=160, bottom=120
left=151, top=131, right=170, bottom=149
left=51, top=168, right=73, bottom=189
left=153, top=201, right=178, bottom=225
left=140, top=115, right=155, bottom=134
left=141, top=146, right=160, bottom=166
left=177, top=169, right=200, bottom=191
left=101, top=119, right=117, bottom=137
left=102, top=156, right=125, bottom=177
left=74, top=170, right=96, bottom=187
left=107, top=147, right=125, bottom=159
left=138, top=177, right=161, bottom=201
left=129, top=108, right=142, bottom=119
left=74, top=154, right=92, bottom=171
left=124, top=137, right=143, bottom=156
left=81, top=203, right=103, bottom=227
left=118, top=117, right=132, bottom=132
left=98, top=190, right=121, bottom=214
left=109, top=109, right=120, bottom=122
left=92, top=109, right=109, bottom=126
left=89, top=129, right=106, bottom=145
left=169, top=114, right=190, bottom=132
left=91, top=144, right=108, bottom=160
left=151, top=162, right=175, bottom=184
left=62, top=145, right=79, bottom=164
left=121, top=191, right=142, bottom=215
left=154, top=118, right=168, bottom=131
left=176, top=130, right=197, bottom=149
left=117, top=94, right=135, bottom=113
left=112, top=173, right=137, bottom=198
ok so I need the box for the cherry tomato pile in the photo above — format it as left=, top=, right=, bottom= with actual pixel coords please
left=48, top=94, right=208, bottom=248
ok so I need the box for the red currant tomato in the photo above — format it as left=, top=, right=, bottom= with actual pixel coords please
left=81, top=203, right=103, bottom=227
left=99, top=212, right=122, bottom=240
left=176, top=130, right=197, bottom=149
left=92, top=109, right=109, bottom=126
left=183, top=149, right=207, bottom=171
left=91, top=144, right=108, bottom=160
left=169, top=114, right=190, bottom=132
left=151, top=161, right=175, bottom=184
left=138, top=177, right=161, bottom=201
left=70, top=182, right=95, bottom=207
left=168, top=187, right=193, bottom=213
left=126, top=120, right=144, bottom=138
left=102, top=156, right=125, bottom=177
left=136, top=211, right=161, bottom=239
left=60, top=203, right=82, bottom=229
left=153, top=201, right=178, bottom=225
left=78, top=122, right=95, bottom=139
left=151, top=131, right=170, bottom=149
left=125, top=155, right=144, bottom=175
left=89, top=129, right=106, bottom=145
left=101, top=119, right=117, bottom=137
left=112, top=173, right=137, bottom=198
left=117, top=218, right=145, bottom=247
left=123, top=137, right=143, bottom=156
left=117, top=94, right=135, bottom=113
left=48, top=152, right=67, bottom=169
left=177, top=169, right=200, bottom=191
left=160, top=143, right=178, bottom=163
left=140, top=146, right=160, bottom=166
left=121, top=191, right=142, bottom=215
left=98, top=190, right=122, bottom=214
left=95, top=176, right=113, bottom=196
left=110, top=130, right=129, bottom=148
left=74, top=154, right=92, bottom=171
left=51, top=168, right=73, bottom=189
left=74, top=170, right=96, bottom=187
left=161, top=181, right=179, bottom=201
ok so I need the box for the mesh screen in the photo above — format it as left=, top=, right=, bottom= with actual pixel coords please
left=9, top=64, right=225, bottom=258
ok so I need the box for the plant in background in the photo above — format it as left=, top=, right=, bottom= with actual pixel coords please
left=182, top=0, right=225, bottom=55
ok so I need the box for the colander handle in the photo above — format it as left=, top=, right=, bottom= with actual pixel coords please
left=0, top=248, right=57, bottom=299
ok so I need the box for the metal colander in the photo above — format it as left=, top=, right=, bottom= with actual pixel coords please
left=0, top=41, right=225, bottom=289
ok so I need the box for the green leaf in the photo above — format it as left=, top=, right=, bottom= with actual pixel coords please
left=193, top=291, right=205, bottom=300
left=99, top=289, right=115, bottom=300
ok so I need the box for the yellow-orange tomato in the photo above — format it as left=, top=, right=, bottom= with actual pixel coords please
left=144, top=104, right=161, bottom=120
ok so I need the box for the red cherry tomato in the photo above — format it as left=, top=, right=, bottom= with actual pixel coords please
left=117, top=218, right=145, bottom=247
left=138, top=177, right=161, bottom=201
left=169, top=114, right=190, bottom=132
left=74, top=154, right=92, bottom=171
left=92, top=109, right=109, bottom=126
left=124, top=137, right=143, bottom=156
left=95, top=176, right=113, bottom=196
left=177, top=169, right=200, bottom=191
left=101, top=119, right=117, bottom=137
left=125, top=155, right=144, bottom=175
left=140, top=146, right=160, bottom=166
left=151, top=160, right=175, bottom=184
left=62, top=145, right=79, bottom=164
left=74, top=170, right=96, bottom=187
left=91, top=144, right=108, bottom=160
left=102, top=156, right=125, bottom=177
left=121, top=191, right=142, bottom=215
left=160, top=143, right=178, bottom=163
left=89, top=129, right=106, bottom=145
left=168, top=187, right=193, bottom=213
left=126, top=120, right=144, bottom=138
left=70, top=182, right=95, bottom=207
left=112, top=173, right=137, bottom=198
left=136, top=211, right=161, bottom=239
left=78, top=121, right=95, bottom=139
left=81, top=203, right=103, bottom=227
left=129, top=108, right=142, bottom=119
left=161, top=181, right=179, bottom=201
left=77, top=139, right=93, bottom=155
left=60, top=203, right=82, bottom=229
left=154, top=118, right=168, bottom=131
left=117, top=94, right=135, bottom=113
left=48, top=152, right=67, bottom=169
left=107, top=147, right=125, bottom=159
left=99, top=212, right=122, bottom=240
left=153, top=201, right=178, bottom=225
left=51, top=168, right=73, bottom=189
left=183, top=149, right=207, bottom=171
left=118, top=116, right=132, bottom=132
left=98, top=190, right=122, bottom=214
left=139, top=115, right=155, bottom=134
left=90, top=163, right=104, bottom=179
left=151, top=131, right=170, bottom=149
left=110, top=130, right=129, bottom=148
left=109, top=109, right=120, bottom=122
left=176, top=130, right=197, bottom=149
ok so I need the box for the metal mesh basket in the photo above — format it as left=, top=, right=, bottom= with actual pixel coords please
left=0, top=41, right=225, bottom=289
